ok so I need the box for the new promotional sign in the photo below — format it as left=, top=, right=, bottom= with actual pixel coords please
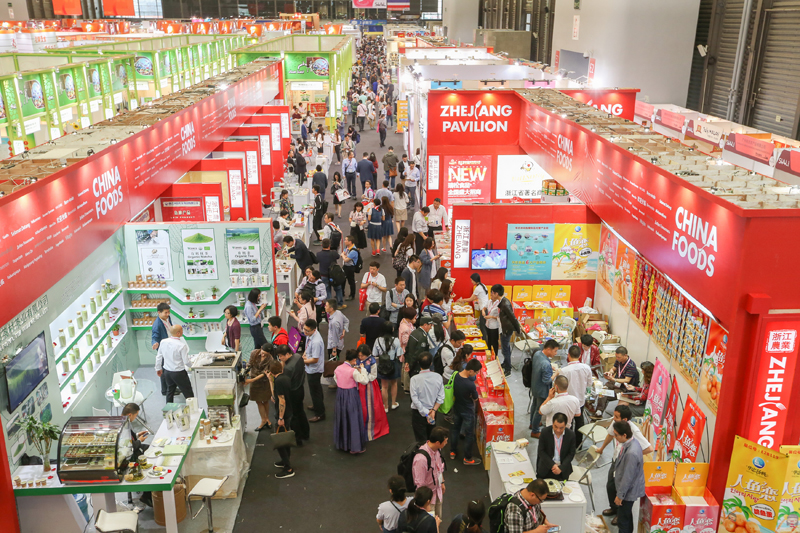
left=597, top=224, right=618, bottom=295
left=719, top=436, right=788, bottom=533
left=519, top=100, right=746, bottom=325
left=442, top=155, right=491, bottom=206
left=226, top=228, right=261, bottom=276
left=495, top=155, right=551, bottom=199
left=673, top=396, right=706, bottom=462
left=747, top=316, right=800, bottom=450
left=551, top=223, right=599, bottom=280
left=182, top=229, right=218, bottom=280
left=135, top=229, right=173, bottom=281
left=779, top=445, right=800, bottom=532
left=427, top=90, right=522, bottom=147
left=506, top=224, right=554, bottom=280
left=559, top=88, right=639, bottom=121
left=699, top=321, right=728, bottom=414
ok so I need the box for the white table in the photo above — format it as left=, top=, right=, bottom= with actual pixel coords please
left=184, top=427, right=247, bottom=498
left=489, top=448, right=586, bottom=532
left=14, top=413, right=202, bottom=533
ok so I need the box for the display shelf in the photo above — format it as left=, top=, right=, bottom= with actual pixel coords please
left=60, top=327, right=128, bottom=413
left=125, top=285, right=272, bottom=305
left=127, top=302, right=273, bottom=323
left=54, top=290, right=123, bottom=365
left=58, top=312, right=126, bottom=390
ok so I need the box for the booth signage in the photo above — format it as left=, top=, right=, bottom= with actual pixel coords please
left=747, top=316, right=800, bottom=450
left=226, top=228, right=261, bottom=276
left=506, top=223, right=554, bottom=280
left=285, top=54, right=330, bottom=80
left=428, top=155, right=440, bottom=190
left=205, top=196, right=221, bottom=221
left=687, top=119, right=726, bottom=145
left=654, top=109, right=686, bottom=133
left=673, top=395, right=706, bottom=462
left=453, top=219, right=471, bottom=268
left=495, top=155, right=550, bottom=199
left=634, top=100, right=654, bottom=121
left=724, top=132, right=776, bottom=166
left=181, top=228, right=218, bottom=280
left=559, top=89, right=638, bottom=121
left=427, top=91, right=522, bottom=146
left=442, top=155, right=490, bottom=206
left=135, top=228, right=174, bottom=280
left=646, top=358, right=669, bottom=426
left=161, top=198, right=204, bottom=222
left=519, top=101, right=746, bottom=325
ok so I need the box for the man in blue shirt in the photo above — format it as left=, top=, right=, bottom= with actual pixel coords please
left=342, top=150, right=358, bottom=196
left=340, top=236, right=360, bottom=300
left=356, top=152, right=375, bottom=197
left=529, top=339, right=557, bottom=438
left=409, top=353, right=444, bottom=443
left=151, top=303, right=173, bottom=396
left=303, top=319, right=326, bottom=422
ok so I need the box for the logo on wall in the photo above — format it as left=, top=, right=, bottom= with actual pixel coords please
left=671, top=206, right=718, bottom=277
left=439, top=99, right=513, bottom=133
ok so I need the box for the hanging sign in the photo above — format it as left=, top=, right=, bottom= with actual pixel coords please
left=453, top=220, right=471, bottom=269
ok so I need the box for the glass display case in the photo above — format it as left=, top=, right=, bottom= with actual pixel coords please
left=57, top=416, right=133, bottom=484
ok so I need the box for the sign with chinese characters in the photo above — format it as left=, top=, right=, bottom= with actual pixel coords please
left=506, top=223, right=554, bottom=280
left=181, top=228, right=218, bottom=280
left=428, top=155, right=440, bottom=190
left=161, top=198, right=204, bottom=222
left=226, top=228, right=261, bottom=276
left=779, top=445, right=800, bottom=532
left=246, top=151, right=259, bottom=185
left=260, top=135, right=271, bottom=165
left=699, top=321, right=727, bottom=414
left=442, top=155, right=490, bottom=207
left=135, top=229, right=174, bottom=281
left=646, top=358, right=669, bottom=427
left=205, top=196, right=221, bottom=221
left=496, top=154, right=551, bottom=199
left=673, top=396, right=706, bottom=462
left=271, top=124, right=281, bottom=150
left=656, top=375, right=680, bottom=462
left=551, top=223, right=599, bottom=280
left=229, top=170, right=243, bottom=208
left=747, top=317, right=800, bottom=449
left=453, top=220, right=471, bottom=269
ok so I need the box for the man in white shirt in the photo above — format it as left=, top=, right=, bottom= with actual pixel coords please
left=155, top=325, right=195, bottom=403
left=357, top=100, right=367, bottom=131
left=596, top=404, right=653, bottom=523
left=426, top=198, right=449, bottom=238
left=412, top=206, right=430, bottom=254
left=539, top=375, right=582, bottom=427
left=360, top=261, right=387, bottom=314
left=404, top=161, right=421, bottom=209
left=560, top=345, right=594, bottom=443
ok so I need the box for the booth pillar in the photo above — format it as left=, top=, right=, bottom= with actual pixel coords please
left=1, top=427, right=21, bottom=533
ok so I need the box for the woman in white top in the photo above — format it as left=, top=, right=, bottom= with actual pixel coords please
left=393, top=184, right=409, bottom=233
left=458, top=273, right=490, bottom=338
left=483, top=294, right=501, bottom=360
left=439, top=279, right=454, bottom=317
left=315, top=129, right=325, bottom=154
left=430, top=267, right=449, bottom=291
left=413, top=148, right=421, bottom=167
left=376, top=476, right=412, bottom=533
left=373, top=323, right=404, bottom=411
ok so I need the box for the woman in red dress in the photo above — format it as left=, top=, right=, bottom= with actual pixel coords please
left=356, top=344, right=389, bottom=440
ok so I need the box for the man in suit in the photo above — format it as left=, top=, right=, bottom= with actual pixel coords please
left=151, top=302, right=173, bottom=396
left=284, top=235, right=313, bottom=274
left=401, top=255, right=421, bottom=300
left=536, top=412, right=576, bottom=482
left=529, top=339, right=558, bottom=438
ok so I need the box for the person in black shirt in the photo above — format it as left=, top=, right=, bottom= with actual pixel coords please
left=449, top=359, right=482, bottom=466
left=283, top=235, right=313, bottom=274
left=312, top=185, right=324, bottom=244
left=122, top=403, right=153, bottom=506
left=270, top=360, right=295, bottom=479
left=312, top=165, right=328, bottom=201
left=317, top=238, right=344, bottom=308
left=360, top=302, right=385, bottom=349
left=277, top=345, right=309, bottom=446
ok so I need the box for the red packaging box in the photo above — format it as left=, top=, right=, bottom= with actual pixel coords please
left=638, top=462, right=684, bottom=533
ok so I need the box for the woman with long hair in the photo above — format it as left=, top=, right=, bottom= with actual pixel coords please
left=244, top=288, right=268, bottom=348
left=332, top=128, right=342, bottom=163
left=377, top=475, right=412, bottom=533
left=439, top=279, right=454, bottom=317
left=392, top=226, right=409, bottom=256
left=397, top=487, right=439, bottom=533
left=246, top=343, right=274, bottom=431
left=459, top=273, right=490, bottom=338
left=419, top=237, right=441, bottom=293
left=369, top=152, right=379, bottom=182
left=333, top=349, right=369, bottom=454
left=393, top=234, right=415, bottom=278
left=381, top=196, right=395, bottom=252
left=357, top=344, right=390, bottom=440
left=222, top=305, right=241, bottom=351
left=368, top=198, right=384, bottom=256
left=349, top=201, right=368, bottom=249
left=315, top=126, right=325, bottom=154
left=430, top=267, right=449, bottom=291
left=619, top=360, right=654, bottom=417
left=447, top=345, right=473, bottom=382
left=331, top=172, right=345, bottom=218
left=446, top=500, right=486, bottom=533
left=373, top=321, right=403, bottom=412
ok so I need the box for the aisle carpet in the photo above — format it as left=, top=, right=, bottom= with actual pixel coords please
left=234, top=124, right=492, bottom=532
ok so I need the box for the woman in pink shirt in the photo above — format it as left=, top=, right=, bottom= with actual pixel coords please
left=289, top=292, right=314, bottom=352
left=334, top=349, right=369, bottom=454
left=398, top=307, right=416, bottom=395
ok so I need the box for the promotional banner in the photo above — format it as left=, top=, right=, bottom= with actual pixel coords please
left=285, top=54, right=330, bottom=80
left=226, top=228, right=261, bottom=276
left=673, top=395, right=706, bottom=462
left=353, top=0, right=388, bottom=7
left=747, top=317, right=800, bottom=450
left=442, top=155, right=491, bottom=206
left=723, top=132, right=776, bottom=166
left=135, top=229, right=173, bottom=281
left=719, top=436, right=788, bottom=533
left=427, top=90, right=522, bottom=147
left=559, top=88, right=639, bottom=121
left=779, top=445, right=800, bottom=532
left=53, top=0, right=82, bottom=15
left=551, top=223, right=599, bottom=280
left=495, top=155, right=552, bottom=199
left=646, top=358, right=670, bottom=427
left=506, top=224, right=554, bottom=280
left=103, top=0, right=134, bottom=16
left=597, top=224, right=618, bottom=294
left=181, top=229, right=218, bottom=280
left=699, top=321, right=728, bottom=414
left=656, top=375, right=680, bottom=461
left=612, top=242, right=637, bottom=309
left=519, top=100, right=747, bottom=326
left=161, top=198, right=204, bottom=221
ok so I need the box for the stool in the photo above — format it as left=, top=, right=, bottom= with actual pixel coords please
left=95, top=509, right=139, bottom=533
left=189, top=476, right=229, bottom=533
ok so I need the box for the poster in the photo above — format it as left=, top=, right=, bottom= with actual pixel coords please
left=779, top=446, right=800, bottom=532
left=443, top=155, right=491, bottom=206
left=226, top=228, right=261, bottom=275
left=719, top=436, right=788, bottom=533
left=506, top=224, right=554, bottom=281
left=551, top=223, right=600, bottom=280
left=645, top=358, right=669, bottom=427
left=495, top=155, right=551, bottom=199
left=699, top=321, right=728, bottom=414
left=285, top=53, right=330, bottom=80
left=597, top=224, right=618, bottom=294
left=612, top=242, right=637, bottom=309
left=673, top=395, right=706, bottom=462
left=656, top=375, right=680, bottom=462
left=181, top=228, right=218, bottom=280
left=353, top=0, right=387, bottom=7
left=135, top=229, right=174, bottom=281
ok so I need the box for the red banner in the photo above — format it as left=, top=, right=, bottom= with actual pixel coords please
left=427, top=91, right=523, bottom=147
left=53, top=0, right=82, bottom=15
left=442, top=155, right=492, bottom=207
left=518, top=101, right=746, bottom=326
left=161, top=197, right=205, bottom=221
left=674, top=396, right=706, bottom=462
left=747, top=316, right=800, bottom=450
left=0, top=62, right=282, bottom=328
left=102, top=0, right=134, bottom=16
left=724, top=132, right=776, bottom=166
left=559, top=88, right=639, bottom=121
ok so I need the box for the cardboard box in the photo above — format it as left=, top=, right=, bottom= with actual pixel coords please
left=674, top=463, right=719, bottom=533
left=639, top=462, right=684, bottom=533
left=532, top=285, right=552, bottom=302
left=512, top=285, right=533, bottom=302
left=552, top=285, right=571, bottom=301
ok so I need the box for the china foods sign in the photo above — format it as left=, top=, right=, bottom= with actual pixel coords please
left=427, top=91, right=522, bottom=146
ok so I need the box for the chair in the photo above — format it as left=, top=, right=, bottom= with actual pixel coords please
left=94, top=509, right=139, bottom=533
left=591, top=330, right=607, bottom=344
left=569, top=447, right=602, bottom=512
left=189, top=476, right=229, bottom=533
left=559, top=316, right=577, bottom=336
left=93, top=407, right=111, bottom=417
left=578, top=417, right=613, bottom=452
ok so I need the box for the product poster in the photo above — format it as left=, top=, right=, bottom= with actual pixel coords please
left=506, top=224, right=554, bottom=281
left=442, top=155, right=492, bottom=206
left=226, top=228, right=261, bottom=275
left=779, top=445, right=800, bottom=532
left=645, top=358, right=670, bottom=427
left=612, top=241, right=637, bottom=309
left=285, top=53, right=330, bottom=80
left=597, top=224, right=618, bottom=294
left=551, top=223, right=600, bottom=280
left=135, top=229, right=174, bottom=281
left=655, top=375, right=680, bottom=462
left=181, top=229, right=218, bottom=280
left=673, top=395, right=706, bottom=462
left=719, top=436, right=788, bottom=533
left=699, top=321, right=728, bottom=415
left=495, top=155, right=552, bottom=199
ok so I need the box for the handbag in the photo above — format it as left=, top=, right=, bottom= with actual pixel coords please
left=239, top=392, right=250, bottom=408
left=389, top=168, right=398, bottom=177
left=270, top=426, right=297, bottom=450
left=288, top=326, right=302, bottom=353
left=438, top=372, right=457, bottom=414
left=358, top=287, right=368, bottom=311
left=323, top=360, right=343, bottom=378
left=336, top=188, right=351, bottom=202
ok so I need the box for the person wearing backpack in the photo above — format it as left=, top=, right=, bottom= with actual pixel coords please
left=411, top=426, right=448, bottom=519
left=446, top=500, right=486, bottom=533
left=376, top=475, right=412, bottom=533
left=489, top=479, right=554, bottom=533
left=449, top=359, right=483, bottom=467
left=410, top=353, right=444, bottom=444
left=386, top=277, right=409, bottom=329
left=397, top=487, right=440, bottom=533
left=374, top=321, right=404, bottom=412
left=321, top=212, right=343, bottom=251
left=436, top=330, right=466, bottom=381
left=404, top=317, right=433, bottom=380
left=341, top=235, right=361, bottom=301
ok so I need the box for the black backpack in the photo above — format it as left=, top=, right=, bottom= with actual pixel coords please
left=353, top=249, right=364, bottom=273
left=329, top=263, right=346, bottom=287
left=376, top=337, right=395, bottom=376
left=327, top=224, right=342, bottom=250
left=321, top=199, right=329, bottom=214
left=488, top=493, right=523, bottom=533
left=522, top=357, right=532, bottom=388
left=397, top=442, right=433, bottom=492
left=432, top=344, right=453, bottom=376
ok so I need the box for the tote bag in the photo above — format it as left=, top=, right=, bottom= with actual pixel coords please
left=438, top=372, right=457, bottom=414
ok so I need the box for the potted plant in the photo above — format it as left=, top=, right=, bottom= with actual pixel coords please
left=112, top=324, right=121, bottom=337
left=210, top=286, right=219, bottom=300
left=183, top=288, right=192, bottom=301
left=20, top=416, right=60, bottom=472
left=188, top=307, right=195, bottom=318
